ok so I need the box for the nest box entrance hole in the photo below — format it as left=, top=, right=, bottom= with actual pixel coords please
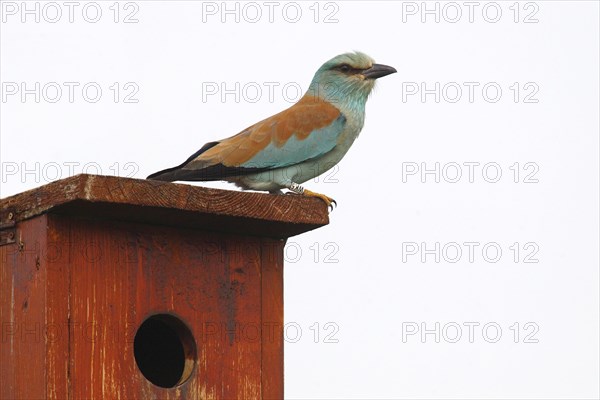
left=133, top=314, right=197, bottom=388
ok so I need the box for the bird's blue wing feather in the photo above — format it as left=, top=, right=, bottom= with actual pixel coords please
left=238, top=114, right=346, bottom=169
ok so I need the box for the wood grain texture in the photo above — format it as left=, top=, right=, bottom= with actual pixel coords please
left=39, top=214, right=286, bottom=399
left=0, top=174, right=329, bottom=239
left=261, top=240, right=284, bottom=399
left=0, top=216, right=49, bottom=399
left=0, top=174, right=327, bottom=399
left=46, top=215, right=71, bottom=400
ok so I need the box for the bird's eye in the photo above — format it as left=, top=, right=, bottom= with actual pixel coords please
left=338, top=64, right=351, bottom=73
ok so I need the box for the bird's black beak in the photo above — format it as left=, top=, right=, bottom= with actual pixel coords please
left=362, top=63, right=397, bottom=80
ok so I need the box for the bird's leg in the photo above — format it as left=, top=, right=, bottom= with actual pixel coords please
left=288, top=182, right=337, bottom=210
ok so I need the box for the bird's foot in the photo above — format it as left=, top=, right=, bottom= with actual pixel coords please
left=303, top=189, right=337, bottom=211
left=288, top=182, right=337, bottom=211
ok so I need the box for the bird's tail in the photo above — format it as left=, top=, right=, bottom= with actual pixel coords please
left=146, top=168, right=182, bottom=181
left=146, top=141, right=221, bottom=182
left=147, top=163, right=225, bottom=182
left=147, top=141, right=272, bottom=182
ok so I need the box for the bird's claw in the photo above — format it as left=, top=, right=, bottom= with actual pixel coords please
left=327, top=198, right=337, bottom=211
left=302, top=189, right=337, bottom=212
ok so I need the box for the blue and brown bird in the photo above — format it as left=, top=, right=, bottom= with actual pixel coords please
left=147, top=52, right=396, bottom=209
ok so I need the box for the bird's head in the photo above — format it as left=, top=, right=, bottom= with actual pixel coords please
left=307, top=52, right=396, bottom=108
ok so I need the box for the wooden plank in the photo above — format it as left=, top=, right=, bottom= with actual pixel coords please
left=207, top=236, right=263, bottom=398
left=46, top=215, right=71, bottom=400
left=0, top=217, right=48, bottom=399
left=0, top=174, right=329, bottom=239
left=0, top=233, right=18, bottom=397
left=261, top=239, right=285, bottom=399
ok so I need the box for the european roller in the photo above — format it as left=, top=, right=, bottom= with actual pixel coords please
left=147, top=52, right=396, bottom=209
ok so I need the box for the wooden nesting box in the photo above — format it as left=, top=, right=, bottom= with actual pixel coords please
left=0, top=174, right=328, bottom=399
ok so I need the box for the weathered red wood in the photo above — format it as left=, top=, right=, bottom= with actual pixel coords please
left=0, top=217, right=49, bottom=399
left=0, top=174, right=329, bottom=238
left=46, top=216, right=71, bottom=400
left=0, top=176, right=324, bottom=399
left=52, top=216, right=272, bottom=398
left=261, top=239, right=285, bottom=399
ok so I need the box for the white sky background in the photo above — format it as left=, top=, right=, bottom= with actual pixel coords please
left=1, top=1, right=599, bottom=398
